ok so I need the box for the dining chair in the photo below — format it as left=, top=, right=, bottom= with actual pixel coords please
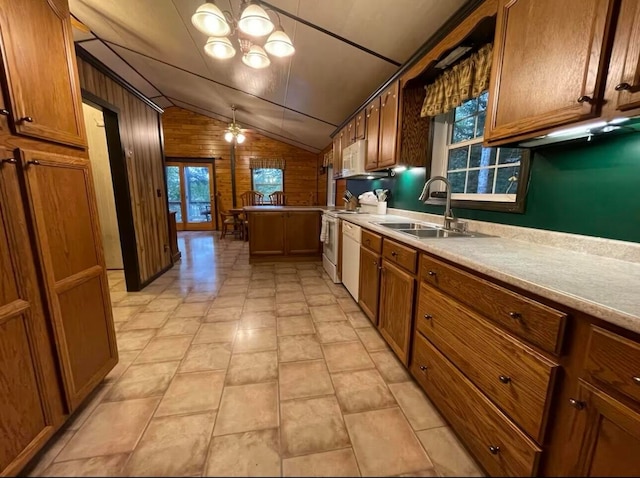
left=240, top=190, right=264, bottom=206
left=216, top=192, right=240, bottom=239
left=269, top=191, right=285, bottom=206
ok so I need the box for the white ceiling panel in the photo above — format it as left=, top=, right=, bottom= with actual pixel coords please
left=281, top=109, right=335, bottom=151
left=284, top=23, right=396, bottom=124
left=79, top=41, right=162, bottom=98
left=152, top=96, right=174, bottom=109
left=72, top=28, right=95, bottom=42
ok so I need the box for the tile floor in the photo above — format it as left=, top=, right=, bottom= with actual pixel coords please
left=24, top=231, right=483, bottom=477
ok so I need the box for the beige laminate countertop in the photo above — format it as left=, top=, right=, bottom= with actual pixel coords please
left=243, top=206, right=328, bottom=212
left=340, top=213, right=640, bottom=335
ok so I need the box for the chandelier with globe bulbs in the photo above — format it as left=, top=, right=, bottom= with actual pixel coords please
left=191, top=1, right=295, bottom=69
left=224, top=106, right=245, bottom=144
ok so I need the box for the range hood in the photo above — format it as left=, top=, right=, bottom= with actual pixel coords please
left=341, top=139, right=388, bottom=179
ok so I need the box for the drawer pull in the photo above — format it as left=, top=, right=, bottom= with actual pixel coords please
left=391, top=251, right=398, bottom=257
left=577, top=95, right=593, bottom=104
left=509, top=311, right=522, bottom=319
left=423, top=314, right=432, bottom=320
left=488, top=445, right=500, bottom=455
left=633, top=376, right=640, bottom=385
left=419, top=365, right=428, bottom=371
left=615, top=82, right=632, bottom=91
left=365, top=239, right=370, bottom=244
left=569, top=398, right=586, bottom=410
left=1, top=158, right=17, bottom=165
left=19, top=116, right=34, bottom=123
left=428, top=270, right=436, bottom=276
left=27, top=160, right=40, bottom=166
left=498, top=375, right=511, bottom=384
left=372, top=260, right=377, bottom=266
left=0, top=108, right=9, bottom=116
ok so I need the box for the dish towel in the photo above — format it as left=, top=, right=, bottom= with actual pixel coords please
left=320, top=214, right=328, bottom=243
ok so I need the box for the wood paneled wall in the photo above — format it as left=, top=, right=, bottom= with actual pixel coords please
left=76, top=57, right=170, bottom=285
left=162, top=107, right=324, bottom=219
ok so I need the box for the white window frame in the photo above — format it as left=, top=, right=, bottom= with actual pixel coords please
left=251, top=168, right=284, bottom=198
left=430, top=95, right=520, bottom=203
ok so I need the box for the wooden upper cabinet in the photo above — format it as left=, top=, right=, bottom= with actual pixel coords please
left=365, top=98, right=380, bottom=171
left=332, top=130, right=343, bottom=178
left=610, top=0, right=640, bottom=111
left=0, top=0, right=86, bottom=148
left=378, top=81, right=399, bottom=167
left=346, top=118, right=356, bottom=145
left=484, top=0, right=615, bottom=144
left=355, top=111, right=365, bottom=140
left=19, top=149, right=116, bottom=411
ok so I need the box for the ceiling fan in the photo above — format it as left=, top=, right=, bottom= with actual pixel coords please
left=224, top=105, right=254, bottom=143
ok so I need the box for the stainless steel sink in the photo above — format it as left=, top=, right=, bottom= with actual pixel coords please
left=399, top=229, right=469, bottom=238
left=373, top=222, right=437, bottom=230
left=373, top=221, right=489, bottom=239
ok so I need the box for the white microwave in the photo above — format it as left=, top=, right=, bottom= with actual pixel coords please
left=341, top=139, right=386, bottom=179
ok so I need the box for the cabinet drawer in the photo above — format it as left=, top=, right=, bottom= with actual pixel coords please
left=420, top=254, right=566, bottom=354
left=416, top=283, right=557, bottom=443
left=361, top=229, right=382, bottom=254
left=382, top=238, right=417, bottom=274
left=585, top=326, right=640, bottom=404
left=411, top=332, right=541, bottom=477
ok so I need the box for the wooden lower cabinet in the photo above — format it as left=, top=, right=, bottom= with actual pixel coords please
left=248, top=210, right=321, bottom=261
left=19, top=149, right=117, bottom=410
left=285, top=211, right=320, bottom=255
left=358, top=246, right=381, bottom=325
left=378, top=259, right=415, bottom=364
left=249, top=212, right=286, bottom=256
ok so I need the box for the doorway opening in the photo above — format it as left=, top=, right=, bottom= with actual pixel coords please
left=82, top=92, right=141, bottom=291
left=166, top=159, right=217, bottom=231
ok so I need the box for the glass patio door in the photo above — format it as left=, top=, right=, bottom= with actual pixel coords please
left=166, top=162, right=214, bottom=231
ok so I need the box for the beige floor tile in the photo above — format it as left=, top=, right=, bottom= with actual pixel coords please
left=226, top=351, right=278, bottom=385
left=275, top=274, right=299, bottom=284
left=275, top=290, right=307, bottom=303
left=193, top=321, right=238, bottom=344
left=104, top=350, right=140, bottom=383
left=328, top=284, right=351, bottom=299
left=111, top=305, right=141, bottom=322
left=156, top=317, right=201, bottom=337
left=249, top=278, right=276, bottom=289
left=66, top=383, right=113, bottom=430
left=279, top=359, right=334, bottom=401
left=298, top=269, right=321, bottom=277
left=355, top=327, right=388, bottom=352
left=388, top=382, right=446, bottom=431
left=217, top=284, right=249, bottom=296
left=155, top=371, right=225, bottom=417
left=56, top=397, right=159, bottom=462
left=337, top=297, right=361, bottom=313
left=315, top=321, right=358, bottom=343
left=277, top=315, right=315, bottom=336
left=117, top=294, right=157, bottom=306
left=417, top=427, right=484, bottom=477
left=306, top=294, right=337, bottom=306
left=303, top=284, right=332, bottom=296
left=107, top=361, right=179, bottom=401
left=185, top=292, right=216, bottom=303
left=369, top=350, right=411, bottom=383
left=179, top=343, right=232, bottom=372
left=135, top=335, right=192, bottom=364
left=233, top=327, right=277, bottom=353
left=144, top=298, right=183, bottom=313
left=344, top=407, right=432, bottom=477
left=124, top=411, right=216, bottom=476
left=225, top=277, right=250, bottom=286
left=174, top=302, right=211, bottom=318
left=205, top=428, right=281, bottom=477
left=332, top=369, right=396, bottom=414
left=43, top=454, right=129, bottom=477
left=276, top=282, right=303, bottom=293
left=278, top=334, right=323, bottom=362
left=346, top=311, right=374, bottom=329
left=310, top=304, right=348, bottom=322
left=239, top=310, right=277, bottom=329
left=24, top=429, right=75, bottom=476
left=276, top=301, right=309, bottom=317
left=323, top=341, right=374, bottom=373
left=108, top=291, right=128, bottom=304
left=280, top=396, right=350, bottom=458
left=121, top=311, right=170, bottom=330
left=247, top=287, right=276, bottom=299
left=212, top=295, right=246, bottom=309
left=116, top=329, right=157, bottom=352
left=243, top=297, right=276, bottom=312
left=205, top=306, right=243, bottom=322
left=282, top=447, right=360, bottom=477
left=214, top=382, right=279, bottom=436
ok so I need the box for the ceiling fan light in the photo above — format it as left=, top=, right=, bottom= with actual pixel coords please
left=264, top=29, right=295, bottom=57
left=238, top=3, right=274, bottom=37
left=204, top=36, right=236, bottom=59
left=192, top=3, right=230, bottom=36
left=237, top=133, right=246, bottom=144
left=224, top=131, right=234, bottom=142
left=242, top=45, right=270, bottom=69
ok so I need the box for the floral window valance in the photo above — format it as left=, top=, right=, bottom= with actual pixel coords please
left=421, top=43, right=493, bottom=117
left=249, top=158, right=286, bottom=170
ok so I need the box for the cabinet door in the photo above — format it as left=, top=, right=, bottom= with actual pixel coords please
left=365, top=98, right=380, bottom=170
left=346, top=119, right=356, bottom=145
left=0, top=0, right=85, bottom=147
left=611, top=0, right=640, bottom=111
left=378, top=259, right=414, bottom=364
left=285, top=212, right=320, bottom=255
left=19, top=149, right=117, bottom=411
left=570, top=381, right=640, bottom=476
left=249, top=212, right=285, bottom=255
left=485, top=0, right=614, bottom=144
left=0, top=148, right=64, bottom=475
left=378, top=82, right=399, bottom=167
left=355, top=112, right=365, bottom=140
left=332, top=132, right=342, bottom=179
left=358, top=246, right=380, bottom=325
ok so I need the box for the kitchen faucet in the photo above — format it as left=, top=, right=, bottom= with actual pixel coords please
left=418, top=176, right=456, bottom=230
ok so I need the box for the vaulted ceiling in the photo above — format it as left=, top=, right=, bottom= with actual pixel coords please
left=70, top=0, right=467, bottom=152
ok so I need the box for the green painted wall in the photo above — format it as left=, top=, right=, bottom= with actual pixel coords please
left=347, top=132, right=640, bottom=243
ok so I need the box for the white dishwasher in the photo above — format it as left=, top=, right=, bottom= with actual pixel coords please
left=341, top=221, right=361, bottom=302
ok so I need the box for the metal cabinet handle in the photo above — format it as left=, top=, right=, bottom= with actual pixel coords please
left=569, top=398, right=585, bottom=410
left=423, top=314, right=432, bottom=320
left=1, top=158, right=17, bottom=165
left=509, top=311, right=522, bottom=319
left=19, top=116, right=33, bottom=123
left=488, top=445, right=500, bottom=455
left=0, top=109, right=9, bottom=116
left=419, top=365, right=427, bottom=371
left=577, top=95, right=593, bottom=104
left=498, top=375, right=511, bottom=384
left=428, top=270, right=436, bottom=276
left=391, top=251, right=397, bottom=256
left=372, top=260, right=377, bottom=266
left=27, top=160, right=40, bottom=166
left=632, top=376, right=640, bottom=385
left=615, top=82, right=632, bottom=91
